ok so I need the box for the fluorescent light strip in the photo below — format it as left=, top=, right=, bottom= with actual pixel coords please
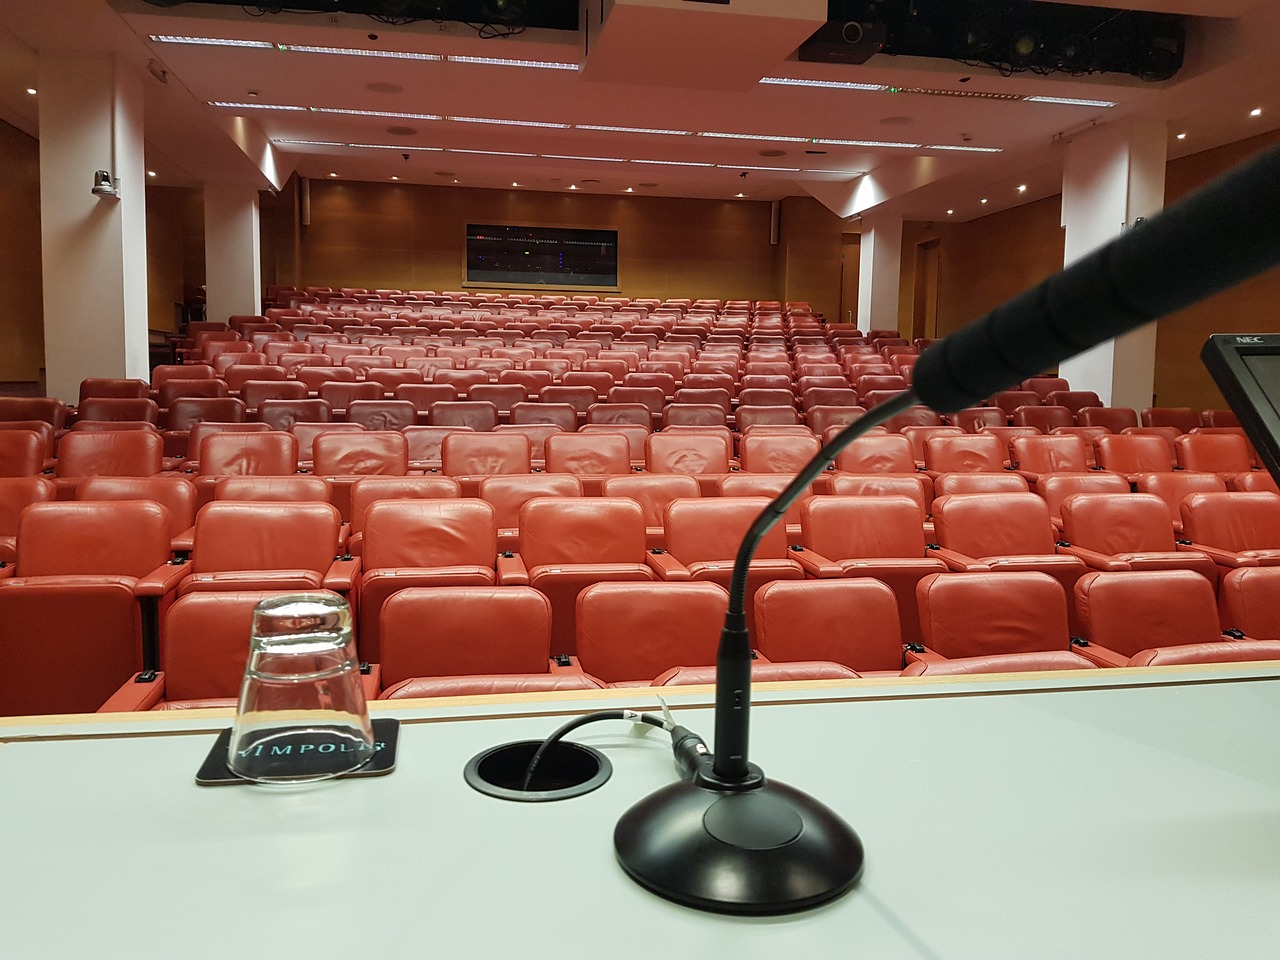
left=313, top=108, right=442, bottom=121
left=278, top=44, right=440, bottom=61
left=814, top=139, right=921, bottom=149
left=577, top=124, right=692, bottom=136
left=631, top=159, right=715, bottom=167
left=447, top=116, right=571, bottom=129
left=348, top=143, right=443, bottom=151
left=896, top=86, right=1023, bottom=101
left=808, top=169, right=867, bottom=176
left=542, top=155, right=629, bottom=163
left=1025, top=95, right=1117, bottom=108
left=448, top=149, right=539, bottom=157
left=698, top=132, right=811, bottom=143
left=273, top=139, right=347, bottom=147
left=760, top=77, right=887, bottom=92
left=150, top=35, right=274, bottom=48
left=715, top=164, right=800, bottom=172
left=447, top=56, right=579, bottom=70
left=210, top=101, right=307, bottom=111
left=925, top=144, right=1004, bottom=153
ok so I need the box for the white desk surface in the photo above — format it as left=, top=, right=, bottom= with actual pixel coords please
left=3, top=665, right=1280, bottom=960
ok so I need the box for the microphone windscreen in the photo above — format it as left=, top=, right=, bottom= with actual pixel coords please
left=913, top=142, right=1280, bottom=413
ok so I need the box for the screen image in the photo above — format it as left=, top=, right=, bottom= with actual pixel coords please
left=1242, top=352, right=1280, bottom=416
left=466, top=224, right=619, bottom=288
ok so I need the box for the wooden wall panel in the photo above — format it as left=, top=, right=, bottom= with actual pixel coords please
left=145, top=186, right=203, bottom=333
left=1155, top=129, right=1280, bottom=412
left=0, top=121, right=44, bottom=384
left=277, top=180, right=787, bottom=303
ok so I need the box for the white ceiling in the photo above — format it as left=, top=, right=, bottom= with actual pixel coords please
left=0, top=0, right=1277, bottom=224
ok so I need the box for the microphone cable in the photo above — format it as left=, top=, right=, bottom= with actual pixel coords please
left=520, top=701, right=711, bottom=791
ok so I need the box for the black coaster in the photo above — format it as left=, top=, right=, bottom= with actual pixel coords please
left=196, top=718, right=400, bottom=786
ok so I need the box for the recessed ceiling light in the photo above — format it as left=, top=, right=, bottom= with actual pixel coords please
left=150, top=35, right=274, bottom=48
left=329, top=172, right=338, bottom=177
left=512, top=182, right=520, bottom=187
left=569, top=184, right=577, bottom=189
left=447, top=115, right=571, bottom=129
left=577, top=124, right=691, bottom=136
left=625, top=187, right=634, bottom=193
left=278, top=44, right=440, bottom=61
left=453, top=179, right=459, bottom=184
left=1176, top=132, right=1187, bottom=140
left=447, top=55, right=579, bottom=70
left=1251, top=108, right=1263, bottom=117
left=947, top=209, right=954, bottom=215
left=390, top=176, right=399, bottom=181
left=980, top=198, right=988, bottom=204
left=735, top=192, right=747, bottom=198
left=25, top=88, right=37, bottom=95
left=759, top=77, right=887, bottom=92
left=1017, top=184, right=1027, bottom=193
left=147, top=170, right=157, bottom=177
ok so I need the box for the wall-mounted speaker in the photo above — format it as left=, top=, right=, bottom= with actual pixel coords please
left=299, top=177, right=311, bottom=228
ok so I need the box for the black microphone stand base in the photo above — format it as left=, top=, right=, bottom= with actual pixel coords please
left=614, top=776, right=864, bottom=916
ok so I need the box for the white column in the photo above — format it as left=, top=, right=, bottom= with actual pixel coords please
left=204, top=182, right=263, bottom=323
left=38, top=53, right=148, bottom=403
left=1059, top=120, right=1167, bottom=408
left=856, top=213, right=902, bottom=333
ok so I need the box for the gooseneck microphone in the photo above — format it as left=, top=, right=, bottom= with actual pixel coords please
left=614, top=141, right=1280, bottom=916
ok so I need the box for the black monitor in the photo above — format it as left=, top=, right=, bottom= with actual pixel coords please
left=1201, top=333, right=1280, bottom=483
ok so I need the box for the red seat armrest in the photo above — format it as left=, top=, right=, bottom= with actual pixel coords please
left=135, top=560, right=190, bottom=597
left=323, top=556, right=361, bottom=593
left=926, top=546, right=991, bottom=572
left=171, top=526, right=196, bottom=555
left=904, top=645, right=946, bottom=666
left=0, top=565, right=14, bottom=581
left=1069, top=642, right=1130, bottom=668
left=496, top=552, right=530, bottom=585
left=1178, top=541, right=1255, bottom=568
left=790, top=547, right=841, bottom=578
left=646, top=550, right=692, bottom=581
left=1056, top=544, right=1131, bottom=571
left=99, top=671, right=167, bottom=712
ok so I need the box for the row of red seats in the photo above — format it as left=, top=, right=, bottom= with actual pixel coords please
left=3, top=487, right=1277, bottom=709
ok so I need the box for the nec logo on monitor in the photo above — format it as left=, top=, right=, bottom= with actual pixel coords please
left=1235, top=336, right=1268, bottom=343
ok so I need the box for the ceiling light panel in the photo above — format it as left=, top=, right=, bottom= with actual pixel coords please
left=814, top=139, right=921, bottom=149
left=926, top=144, right=1003, bottom=153
left=447, top=56, right=579, bottom=70
left=759, top=77, right=887, bottom=92
left=542, top=155, right=629, bottom=163
left=697, top=132, right=811, bottom=142
left=210, top=101, right=306, bottom=111
left=576, top=125, right=692, bottom=136
left=278, top=44, right=440, bottom=61
left=448, top=149, right=539, bottom=157
left=347, top=143, right=443, bottom=151
left=447, top=116, right=571, bottom=129
left=631, top=159, right=715, bottom=167
left=1024, top=96, right=1117, bottom=108
left=313, top=108, right=442, bottom=120
left=715, top=164, right=800, bottom=172
left=150, top=35, right=274, bottom=48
